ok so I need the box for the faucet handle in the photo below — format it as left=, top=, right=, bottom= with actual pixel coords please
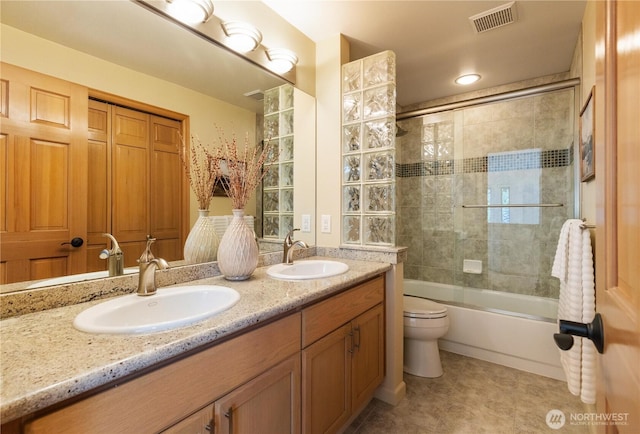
left=284, top=228, right=301, bottom=242
left=138, top=235, right=157, bottom=263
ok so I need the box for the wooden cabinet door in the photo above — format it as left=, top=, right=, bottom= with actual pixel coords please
left=351, top=304, right=385, bottom=413
left=0, top=63, right=88, bottom=283
left=161, top=405, right=213, bottom=434
left=214, top=354, right=301, bottom=434
left=302, top=323, right=352, bottom=434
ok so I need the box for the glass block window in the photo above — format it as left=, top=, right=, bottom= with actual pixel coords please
left=341, top=51, right=396, bottom=246
left=263, top=84, right=295, bottom=240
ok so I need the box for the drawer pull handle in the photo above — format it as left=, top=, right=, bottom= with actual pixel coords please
left=225, top=407, right=234, bottom=432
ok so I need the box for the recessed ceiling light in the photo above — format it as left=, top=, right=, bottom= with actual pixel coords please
left=455, top=74, right=481, bottom=85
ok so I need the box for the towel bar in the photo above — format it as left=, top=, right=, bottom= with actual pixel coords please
left=462, top=203, right=563, bottom=208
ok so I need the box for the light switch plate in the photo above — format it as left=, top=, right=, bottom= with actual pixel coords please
left=321, top=215, right=331, bottom=233
left=301, top=214, right=311, bottom=232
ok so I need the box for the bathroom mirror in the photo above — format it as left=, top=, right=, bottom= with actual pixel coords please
left=0, top=0, right=316, bottom=291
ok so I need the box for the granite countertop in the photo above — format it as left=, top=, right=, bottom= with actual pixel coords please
left=0, top=257, right=391, bottom=423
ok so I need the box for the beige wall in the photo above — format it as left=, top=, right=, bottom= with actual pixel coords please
left=579, top=1, right=597, bottom=226
left=315, top=34, right=350, bottom=247
left=1, top=24, right=259, bottom=227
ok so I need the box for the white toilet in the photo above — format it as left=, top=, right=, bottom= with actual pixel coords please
left=403, top=296, right=450, bottom=378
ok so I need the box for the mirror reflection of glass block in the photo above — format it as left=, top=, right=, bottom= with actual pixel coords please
left=365, top=118, right=394, bottom=149
left=265, top=138, right=278, bottom=162
left=364, top=215, right=395, bottom=245
left=280, top=109, right=294, bottom=136
left=343, top=215, right=361, bottom=244
left=263, top=190, right=279, bottom=212
left=343, top=62, right=362, bottom=93
left=281, top=215, right=293, bottom=236
left=281, top=85, right=294, bottom=109
left=263, top=164, right=279, bottom=188
left=363, top=84, right=396, bottom=120
left=365, top=183, right=395, bottom=212
left=264, top=215, right=279, bottom=238
left=265, top=114, right=279, bottom=140
left=363, top=52, right=396, bottom=87
left=343, top=155, right=361, bottom=183
left=343, top=93, right=361, bottom=123
left=264, top=89, right=279, bottom=114
left=280, top=189, right=293, bottom=212
left=343, top=124, right=361, bottom=153
left=281, top=136, right=294, bottom=161
left=365, top=152, right=395, bottom=180
left=343, top=186, right=361, bottom=213
left=281, top=163, right=294, bottom=186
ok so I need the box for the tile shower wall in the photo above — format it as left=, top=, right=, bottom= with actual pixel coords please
left=341, top=51, right=397, bottom=246
left=263, top=85, right=295, bottom=239
left=397, top=88, right=575, bottom=299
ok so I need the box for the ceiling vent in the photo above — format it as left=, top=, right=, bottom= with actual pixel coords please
left=469, top=2, right=517, bottom=33
left=243, top=90, right=264, bottom=101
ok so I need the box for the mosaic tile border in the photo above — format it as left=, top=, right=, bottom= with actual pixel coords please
left=397, top=147, right=573, bottom=177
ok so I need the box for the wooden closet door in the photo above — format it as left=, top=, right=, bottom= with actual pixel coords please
left=86, top=100, right=111, bottom=271
left=0, top=63, right=87, bottom=284
left=150, top=115, right=183, bottom=261
left=111, top=106, right=149, bottom=263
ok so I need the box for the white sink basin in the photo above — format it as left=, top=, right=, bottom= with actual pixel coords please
left=73, top=285, right=240, bottom=334
left=267, top=260, right=349, bottom=280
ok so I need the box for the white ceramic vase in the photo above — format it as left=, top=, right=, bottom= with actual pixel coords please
left=183, top=209, right=219, bottom=264
left=217, top=209, right=258, bottom=280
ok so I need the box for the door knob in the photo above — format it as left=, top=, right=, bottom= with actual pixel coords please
left=61, top=237, right=84, bottom=248
left=553, top=313, right=604, bottom=354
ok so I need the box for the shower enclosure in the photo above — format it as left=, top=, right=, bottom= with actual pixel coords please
left=396, top=83, right=577, bottom=317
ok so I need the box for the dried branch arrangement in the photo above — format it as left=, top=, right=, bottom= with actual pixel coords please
left=177, top=134, right=218, bottom=210
left=215, top=128, right=277, bottom=210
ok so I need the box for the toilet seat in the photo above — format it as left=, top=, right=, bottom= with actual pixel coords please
left=403, top=296, right=447, bottom=319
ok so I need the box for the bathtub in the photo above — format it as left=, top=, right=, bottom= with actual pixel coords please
left=404, top=279, right=565, bottom=381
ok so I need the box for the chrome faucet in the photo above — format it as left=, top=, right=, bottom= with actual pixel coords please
left=283, top=228, right=308, bottom=265
left=99, top=233, right=124, bottom=277
left=137, top=235, right=169, bottom=296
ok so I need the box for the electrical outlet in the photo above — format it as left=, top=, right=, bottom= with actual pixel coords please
left=301, top=214, right=311, bottom=232
left=321, top=215, right=331, bottom=233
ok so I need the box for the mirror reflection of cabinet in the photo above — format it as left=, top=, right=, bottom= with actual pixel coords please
left=87, top=101, right=184, bottom=270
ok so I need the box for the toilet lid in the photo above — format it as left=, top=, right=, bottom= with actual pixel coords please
left=403, top=296, right=447, bottom=318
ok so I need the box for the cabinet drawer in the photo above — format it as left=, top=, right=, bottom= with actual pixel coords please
left=302, top=275, right=384, bottom=347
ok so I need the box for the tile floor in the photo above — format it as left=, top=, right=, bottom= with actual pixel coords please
left=346, top=351, right=591, bottom=434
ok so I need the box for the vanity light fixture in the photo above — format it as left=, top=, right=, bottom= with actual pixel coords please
left=165, top=0, right=214, bottom=24
left=265, top=48, right=298, bottom=74
left=221, top=21, right=263, bottom=53
left=455, top=73, right=481, bottom=85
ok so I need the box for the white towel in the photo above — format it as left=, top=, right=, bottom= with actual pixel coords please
left=552, top=219, right=596, bottom=404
